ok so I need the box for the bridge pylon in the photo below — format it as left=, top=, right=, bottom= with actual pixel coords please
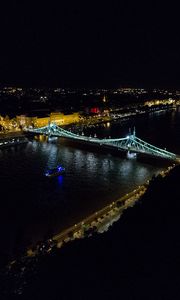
left=133, top=126, right=136, bottom=137
left=128, top=127, right=136, bottom=139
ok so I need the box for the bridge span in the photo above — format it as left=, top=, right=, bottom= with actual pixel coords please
left=24, top=123, right=179, bottom=162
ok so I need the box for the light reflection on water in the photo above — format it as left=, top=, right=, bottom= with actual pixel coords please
left=58, top=175, right=64, bottom=186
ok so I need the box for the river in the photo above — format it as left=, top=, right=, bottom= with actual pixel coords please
left=0, top=107, right=179, bottom=261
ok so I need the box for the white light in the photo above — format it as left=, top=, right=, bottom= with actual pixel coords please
left=126, top=135, right=129, bottom=139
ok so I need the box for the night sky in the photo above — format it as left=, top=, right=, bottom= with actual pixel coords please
left=0, top=2, right=180, bottom=88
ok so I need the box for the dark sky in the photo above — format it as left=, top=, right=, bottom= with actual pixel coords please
left=0, top=1, right=180, bottom=88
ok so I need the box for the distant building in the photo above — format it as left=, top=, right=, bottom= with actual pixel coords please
left=16, top=112, right=80, bottom=128
left=50, top=112, right=62, bottom=125
left=90, top=107, right=100, bottom=114
left=144, top=99, right=175, bottom=107
left=60, top=112, right=80, bottom=125
left=16, top=115, right=36, bottom=127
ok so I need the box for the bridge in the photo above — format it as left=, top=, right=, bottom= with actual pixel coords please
left=25, top=123, right=178, bottom=161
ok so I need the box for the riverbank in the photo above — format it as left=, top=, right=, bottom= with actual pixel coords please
left=27, top=162, right=177, bottom=254
left=0, top=134, right=28, bottom=148
left=65, top=105, right=176, bottom=131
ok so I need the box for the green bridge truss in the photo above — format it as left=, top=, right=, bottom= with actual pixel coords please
left=25, top=123, right=178, bottom=161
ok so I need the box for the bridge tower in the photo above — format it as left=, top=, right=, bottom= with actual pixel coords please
left=133, top=126, right=136, bottom=137
left=128, top=127, right=136, bottom=138
left=127, top=127, right=137, bottom=158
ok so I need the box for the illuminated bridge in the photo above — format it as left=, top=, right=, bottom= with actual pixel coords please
left=25, top=123, right=179, bottom=161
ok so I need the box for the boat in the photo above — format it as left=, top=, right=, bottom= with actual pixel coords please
left=45, top=165, right=65, bottom=177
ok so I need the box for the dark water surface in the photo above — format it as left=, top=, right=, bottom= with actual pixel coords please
left=0, top=108, right=180, bottom=259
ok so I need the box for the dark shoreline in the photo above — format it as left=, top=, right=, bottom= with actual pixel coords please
left=1, top=164, right=179, bottom=298
left=0, top=135, right=28, bottom=148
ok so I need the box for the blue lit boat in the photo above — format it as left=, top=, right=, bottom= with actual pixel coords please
left=45, top=165, right=65, bottom=177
